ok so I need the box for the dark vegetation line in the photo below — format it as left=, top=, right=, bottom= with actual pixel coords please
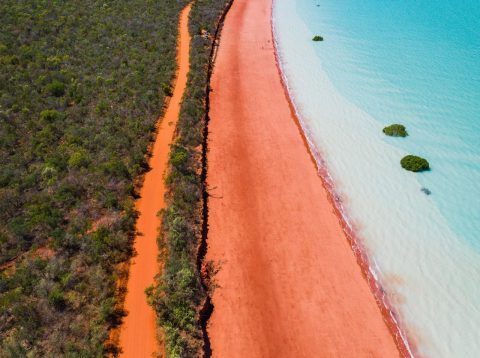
left=0, top=1, right=189, bottom=355
left=199, top=1, right=235, bottom=356
left=147, top=0, right=232, bottom=356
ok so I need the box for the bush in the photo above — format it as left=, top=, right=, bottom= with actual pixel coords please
left=45, top=80, right=65, bottom=97
left=48, top=287, right=67, bottom=310
left=68, top=149, right=90, bottom=168
left=383, top=124, right=408, bottom=137
left=312, top=35, right=324, bottom=41
left=170, top=145, right=189, bottom=168
left=39, top=109, right=62, bottom=122
left=400, top=155, right=430, bottom=172
left=95, top=99, right=109, bottom=115
left=162, top=83, right=173, bottom=97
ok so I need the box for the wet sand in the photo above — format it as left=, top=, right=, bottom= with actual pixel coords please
left=206, top=0, right=400, bottom=357
left=118, top=4, right=191, bottom=357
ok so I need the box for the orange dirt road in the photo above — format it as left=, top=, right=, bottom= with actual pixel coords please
left=118, top=4, right=191, bottom=357
left=206, top=0, right=400, bottom=357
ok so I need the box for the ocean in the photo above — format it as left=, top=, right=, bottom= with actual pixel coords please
left=272, top=0, right=480, bottom=356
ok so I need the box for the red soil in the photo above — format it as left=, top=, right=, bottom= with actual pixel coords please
left=206, top=0, right=400, bottom=357
left=118, top=4, right=191, bottom=357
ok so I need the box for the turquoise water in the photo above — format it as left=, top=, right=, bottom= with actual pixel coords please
left=273, top=0, right=480, bottom=356
left=297, top=0, right=480, bottom=251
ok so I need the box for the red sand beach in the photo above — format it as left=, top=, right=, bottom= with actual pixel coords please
left=118, top=4, right=191, bottom=357
left=206, top=0, right=400, bottom=357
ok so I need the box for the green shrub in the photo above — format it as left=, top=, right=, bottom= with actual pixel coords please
left=45, top=80, right=65, bottom=97
left=39, top=109, right=62, bottom=122
left=46, top=55, right=63, bottom=69
left=101, top=159, right=130, bottom=179
left=48, top=287, right=66, bottom=310
left=170, top=145, right=189, bottom=168
left=312, top=35, right=324, bottom=41
left=400, top=155, right=430, bottom=172
left=68, top=149, right=90, bottom=168
left=95, top=99, right=109, bottom=115
left=162, top=82, right=173, bottom=97
left=383, top=124, right=408, bottom=137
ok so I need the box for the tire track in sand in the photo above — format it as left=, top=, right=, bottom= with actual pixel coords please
left=118, top=4, right=191, bottom=357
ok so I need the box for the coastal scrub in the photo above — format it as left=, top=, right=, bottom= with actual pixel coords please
left=312, top=35, right=324, bottom=41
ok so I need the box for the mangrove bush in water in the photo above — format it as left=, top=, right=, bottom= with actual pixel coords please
left=383, top=124, right=408, bottom=137
left=401, top=155, right=430, bottom=172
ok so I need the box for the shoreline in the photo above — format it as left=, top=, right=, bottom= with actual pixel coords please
left=117, top=4, right=192, bottom=357
left=270, top=2, right=415, bottom=356
left=206, top=0, right=401, bottom=356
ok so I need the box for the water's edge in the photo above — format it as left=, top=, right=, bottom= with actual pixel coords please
left=270, top=1, right=415, bottom=356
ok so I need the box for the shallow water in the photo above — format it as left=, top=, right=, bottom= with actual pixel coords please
left=273, top=0, right=480, bottom=356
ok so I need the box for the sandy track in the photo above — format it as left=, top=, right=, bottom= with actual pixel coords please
left=118, top=4, right=191, bottom=357
left=206, top=0, right=400, bottom=357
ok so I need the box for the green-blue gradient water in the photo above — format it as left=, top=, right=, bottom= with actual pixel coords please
left=273, top=0, right=480, bottom=356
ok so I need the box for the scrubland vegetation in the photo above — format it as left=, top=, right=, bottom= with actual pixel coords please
left=0, top=0, right=190, bottom=355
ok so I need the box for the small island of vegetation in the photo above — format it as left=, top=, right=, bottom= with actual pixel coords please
left=401, top=155, right=430, bottom=172
left=383, top=124, right=408, bottom=137
left=312, top=35, right=324, bottom=41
